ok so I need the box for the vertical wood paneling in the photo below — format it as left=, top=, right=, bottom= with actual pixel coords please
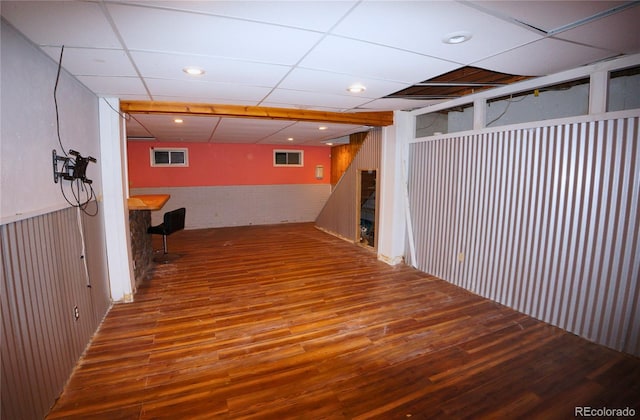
left=1, top=205, right=111, bottom=419
left=408, top=115, right=640, bottom=356
left=330, top=132, right=368, bottom=185
left=316, top=129, right=382, bottom=242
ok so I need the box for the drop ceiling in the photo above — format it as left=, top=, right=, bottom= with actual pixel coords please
left=2, top=1, right=639, bottom=145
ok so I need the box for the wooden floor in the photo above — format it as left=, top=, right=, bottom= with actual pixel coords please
left=47, top=223, right=640, bottom=419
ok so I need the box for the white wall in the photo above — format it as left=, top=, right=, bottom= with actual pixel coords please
left=1, top=20, right=101, bottom=224
left=0, top=20, right=112, bottom=419
left=378, top=112, right=411, bottom=265
left=131, top=184, right=331, bottom=229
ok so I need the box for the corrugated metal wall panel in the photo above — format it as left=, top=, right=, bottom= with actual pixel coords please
left=1, top=205, right=111, bottom=419
left=316, top=129, right=382, bottom=242
left=81, top=201, right=112, bottom=324
left=408, top=115, right=640, bottom=356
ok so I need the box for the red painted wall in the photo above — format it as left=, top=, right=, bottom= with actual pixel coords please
left=127, top=142, right=332, bottom=188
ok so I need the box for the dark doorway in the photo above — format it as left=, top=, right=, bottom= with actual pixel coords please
left=359, top=170, right=376, bottom=247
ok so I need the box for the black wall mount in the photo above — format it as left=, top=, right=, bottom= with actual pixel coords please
left=52, top=149, right=96, bottom=184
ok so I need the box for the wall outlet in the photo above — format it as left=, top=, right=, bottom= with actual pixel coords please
left=457, top=252, right=465, bottom=262
left=73, top=306, right=79, bottom=321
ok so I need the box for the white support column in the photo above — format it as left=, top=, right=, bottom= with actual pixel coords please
left=99, top=97, right=135, bottom=302
left=589, top=70, right=608, bottom=114
left=377, top=111, right=413, bottom=266
left=473, top=98, right=486, bottom=130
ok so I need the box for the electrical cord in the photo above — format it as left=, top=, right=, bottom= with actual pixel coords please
left=54, top=45, right=67, bottom=156
left=486, top=94, right=529, bottom=127
left=75, top=179, right=97, bottom=217
left=60, top=178, right=98, bottom=217
left=416, top=113, right=441, bottom=136
left=101, top=97, right=130, bottom=121
left=53, top=44, right=99, bottom=217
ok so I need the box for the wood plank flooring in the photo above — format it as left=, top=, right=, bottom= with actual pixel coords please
left=47, top=223, right=640, bottom=419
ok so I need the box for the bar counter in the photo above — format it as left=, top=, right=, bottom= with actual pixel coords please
left=128, top=194, right=170, bottom=285
left=128, top=194, right=171, bottom=211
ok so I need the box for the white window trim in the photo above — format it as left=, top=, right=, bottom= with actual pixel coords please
left=150, top=147, right=189, bottom=167
left=273, top=149, right=304, bottom=167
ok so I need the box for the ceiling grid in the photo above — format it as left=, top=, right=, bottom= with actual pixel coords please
left=2, top=0, right=638, bottom=144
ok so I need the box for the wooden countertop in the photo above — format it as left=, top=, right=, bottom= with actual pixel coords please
left=128, top=194, right=170, bottom=211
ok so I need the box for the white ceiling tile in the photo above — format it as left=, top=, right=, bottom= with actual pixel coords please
left=118, top=93, right=154, bottom=102
left=277, top=68, right=410, bottom=98
left=130, top=51, right=291, bottom=86
left=554, top=6, right=640, bottom=53
left=217, top=118, right=294, bottom=135
left=263, top=88, right=374, bottom=111
left=5, top=0, right=637, bottom=146
left=144, top=79, right=272, bottom=103
left=128, top=114, right=220, bottom=142
left=357, top=98, right=445, bottom=112
left=286, top=121, right=361, bottom=135
left=473, top=38, right=614, bottom=76
left=150, top=96, right=261, bottom=107
left=106, top=3, right=323, bottom=64
left=257, top=102, right=345, bottom=113
left=470, top=1, right=628, bottom=33
left=258, top=121, right=365, bottom=145
left=210, top=118, right=295, bottom=143
left=300, top=36, right=460, bottom=84
left=125, top=117, right=153, bottom=139
left=331, top=1, right=542, bottom=64
left=130, top=1, right=358, bottom=32
left=324, top=135, right=350, bottom=145
left=1, top=1, right=121, bottom=48
left=76, top=75, right=148, bottom=96
left=41, top=47, right=137, bottom=77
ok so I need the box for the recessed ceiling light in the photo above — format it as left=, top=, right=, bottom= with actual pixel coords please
left=319, top=126, right=328, bottom=131
left=287, top=137, right=294, bottom=141
left=347, top=84, right=366, bottom=93
left=183, top=66, right=205, bottom=76
left=443, top=31, right=472, bottom=45
left=325, top=142, right=333, bottom=146
left=174, top=118, right=183, bottom=123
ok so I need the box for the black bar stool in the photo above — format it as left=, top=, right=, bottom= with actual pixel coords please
left=147, top=207, right=186, bottom=263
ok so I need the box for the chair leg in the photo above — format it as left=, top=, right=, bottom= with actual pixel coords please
left=153, top=234, right=181, bottom=264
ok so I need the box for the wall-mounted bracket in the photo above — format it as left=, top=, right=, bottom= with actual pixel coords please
left=52, top=149, right=96, bottom=184
left=52, top=149, right=72, bottom=183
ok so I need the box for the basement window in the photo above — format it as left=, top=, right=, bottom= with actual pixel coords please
left=486, top=78, right=589, bottom=127
left=274, top=150, right=303, bottom=167
left=415, top=103, right=473, bottom=137
left=608, top=65, right=640, bottom=112
left=150, top=148, right=188, bottom=167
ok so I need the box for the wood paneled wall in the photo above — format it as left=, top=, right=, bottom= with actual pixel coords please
left=1, top=205, right=111, bottom=419
left=407, top=113, right=640, bottom=356
left=330, top=132, right=368, bottom=185
left=316, top=129, right=381, bottom=242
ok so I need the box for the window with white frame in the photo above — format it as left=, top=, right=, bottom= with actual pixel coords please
left=150, top=147, right=188, bottom=167
left=608, top=65, right=640, bottom=112
left=273, top=150, right=303, bottom=167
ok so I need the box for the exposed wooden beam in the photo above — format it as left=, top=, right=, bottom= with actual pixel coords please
left=120, top=101, right=394, bottom=126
